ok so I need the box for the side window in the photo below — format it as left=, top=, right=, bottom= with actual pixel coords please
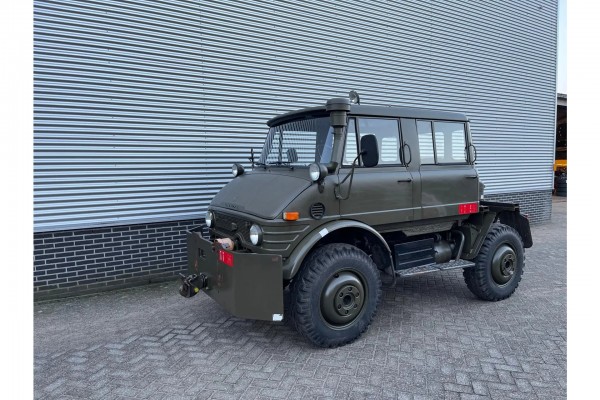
left=380, top=138, right=398, bottom=162
left=433, top=122, right=467, bottom=163
left=417, top=120, right=435, bottom=164
left=358, top=118, right=400, bottom=165
left=343, top=118, right=358, bottom=165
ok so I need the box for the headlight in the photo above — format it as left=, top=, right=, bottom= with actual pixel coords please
left=205, top=211, right=214, bottom=228
left=232, top=163, right=244, bottom=177
left=308, top=163, right=328, bottom=182
left=309, top=163, right=320, bottom=181
left=249, top=224, right=263, bottom=245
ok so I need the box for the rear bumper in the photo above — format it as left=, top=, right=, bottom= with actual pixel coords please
left=186, top=225, right=284, bottom=321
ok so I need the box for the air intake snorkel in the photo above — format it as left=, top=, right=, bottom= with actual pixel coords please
left=325, top=97, right=350, bottom=173
left=327, top=95, right=380, bottom=200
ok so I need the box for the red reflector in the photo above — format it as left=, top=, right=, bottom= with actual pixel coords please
left=458, top=202, right=479, bottom=215
left=219, top=249, right=234, bottom=267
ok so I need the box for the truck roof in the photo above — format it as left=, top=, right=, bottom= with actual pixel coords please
left=267, top=103, right=469, bottom=127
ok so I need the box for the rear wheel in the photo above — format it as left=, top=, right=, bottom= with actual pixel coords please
left=290, top=243, right=382, bottom=347
left=463, top=223, right=524, bottom=301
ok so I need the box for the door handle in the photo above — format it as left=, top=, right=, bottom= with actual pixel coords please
left=397, top=178, right=412, bottom=183
left=465, top=175, right=478, bottom=179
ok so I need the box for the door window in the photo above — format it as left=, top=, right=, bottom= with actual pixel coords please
left=343, top=119, right=359, bottom=165
left=359, top=118, right=400, bottom=165
left=344, top=118, right=401, bottom=166
left=343, top=118, right=401, bottom=165
left=417, top=120, right=435, bottom=164
left=417, top=120, right=467, bottom=164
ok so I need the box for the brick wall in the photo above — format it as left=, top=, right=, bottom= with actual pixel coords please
left=34, top=219, right=202, bottom=301
left=33, top=189, right=552, bottom=300
left=484, top=189, right=553, bottom=225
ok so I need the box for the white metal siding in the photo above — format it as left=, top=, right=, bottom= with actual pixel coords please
left=34, top=0, right=557, bottom=232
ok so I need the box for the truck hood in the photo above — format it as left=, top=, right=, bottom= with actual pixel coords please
left=210, top=171, right=311, bottom=219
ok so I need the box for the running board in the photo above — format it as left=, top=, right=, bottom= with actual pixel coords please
left=396, top=259, right=475, bottom=277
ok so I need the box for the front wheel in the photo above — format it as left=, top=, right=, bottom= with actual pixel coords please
left=463, top=223, right=525, bottom=301
left=290, top=243, right=382, bottom=347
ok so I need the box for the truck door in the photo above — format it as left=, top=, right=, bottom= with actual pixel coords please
left=414, top=119, right=479, bottom=219
left=339, top=117, right=414, bottom=230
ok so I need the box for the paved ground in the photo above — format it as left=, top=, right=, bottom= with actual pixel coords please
left=34, top=199, right=567, bottom=400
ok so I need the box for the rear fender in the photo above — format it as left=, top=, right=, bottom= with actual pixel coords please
left=460, top=204, right=533, bottom=260
left=497, top=211, right=533, bottom=248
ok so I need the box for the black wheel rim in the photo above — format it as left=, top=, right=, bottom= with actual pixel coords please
left=491, top=244, right=517, bottom=286
left=320, top=270, right=366, bottom=328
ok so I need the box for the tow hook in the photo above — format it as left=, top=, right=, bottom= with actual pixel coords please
left=178, top=273, right=208, bottom=298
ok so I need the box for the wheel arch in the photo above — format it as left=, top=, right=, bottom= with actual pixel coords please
left=282, top=220, right=392, bottom=280
left=496, top=211, right=533, bottom=248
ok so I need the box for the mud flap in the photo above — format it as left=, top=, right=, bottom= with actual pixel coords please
left=186, top=226, right=284, bottom=321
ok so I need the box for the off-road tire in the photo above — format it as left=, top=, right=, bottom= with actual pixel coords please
left=463, top=223, right=524, bottom=301
left=290, top=243, right=382, bottom=347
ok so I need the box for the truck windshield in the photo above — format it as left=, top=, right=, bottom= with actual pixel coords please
left=258, top=117, right=334, bottom=166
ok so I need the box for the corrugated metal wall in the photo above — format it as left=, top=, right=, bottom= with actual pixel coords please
left=34, top=0, right=558, bottom=232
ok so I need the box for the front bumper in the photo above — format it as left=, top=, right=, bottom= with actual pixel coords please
left=185, top=225, right=284, bottom=321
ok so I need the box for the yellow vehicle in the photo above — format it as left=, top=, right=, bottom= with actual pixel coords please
left=553, top=159, right=567, bottom=173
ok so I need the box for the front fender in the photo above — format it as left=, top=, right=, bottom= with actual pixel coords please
left=282, top=220, right=392, bottom=280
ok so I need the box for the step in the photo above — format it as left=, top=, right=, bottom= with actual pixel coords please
left=396, top=259, right=475, bottom=277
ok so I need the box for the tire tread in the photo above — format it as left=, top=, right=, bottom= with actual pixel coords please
left=463, top=223, right=524, bottom=301
left=290, top=243, right=381, bottom=348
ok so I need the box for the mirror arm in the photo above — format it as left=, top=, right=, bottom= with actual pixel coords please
left=334, top=152, right=362, bottom=200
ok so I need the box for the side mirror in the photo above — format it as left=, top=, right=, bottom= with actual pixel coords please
left=360, top=134, right=379, bottom=168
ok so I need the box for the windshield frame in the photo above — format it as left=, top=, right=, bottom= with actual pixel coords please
left=257, top=116, right=338, bottom=168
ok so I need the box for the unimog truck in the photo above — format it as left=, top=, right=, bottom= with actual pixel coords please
left=180, top=95, right=533, bottom=348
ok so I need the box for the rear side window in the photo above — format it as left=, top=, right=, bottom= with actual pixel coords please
left=434, top=122, right=467, bottom=163
left=417, top=120, right=467, bottom=164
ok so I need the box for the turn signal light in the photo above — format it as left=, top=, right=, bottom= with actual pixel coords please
left=283, top=211, right=299, bottom=221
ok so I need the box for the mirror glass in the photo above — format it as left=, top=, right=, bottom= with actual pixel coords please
left=360, top=134, right=379, bottom=168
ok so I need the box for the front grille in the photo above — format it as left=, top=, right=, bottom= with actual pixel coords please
left=213, top=212, right=251, bottom=243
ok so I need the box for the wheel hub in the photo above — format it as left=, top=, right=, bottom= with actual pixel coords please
left=321, top=271, right=365, bottom=327
left=501, top=255, right=515, bottom=276
left=491, top=244, right=517, bottom=285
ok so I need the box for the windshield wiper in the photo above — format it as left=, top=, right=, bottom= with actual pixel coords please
left=253, top=161, right=293, bottom=169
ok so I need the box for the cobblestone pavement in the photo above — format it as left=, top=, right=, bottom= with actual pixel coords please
left=34, top=199, right=566, bottom=400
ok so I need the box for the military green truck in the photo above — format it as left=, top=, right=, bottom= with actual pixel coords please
left=180, top=95, right=533, bottom=347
